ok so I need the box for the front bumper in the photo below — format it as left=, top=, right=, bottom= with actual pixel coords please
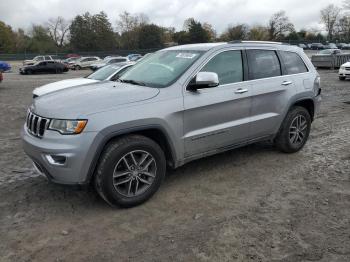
left=338, top=69, right=350, bottom=78
left=21, top=125, right=98, bottom=185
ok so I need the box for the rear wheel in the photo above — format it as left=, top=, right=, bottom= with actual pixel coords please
left=274, top=106, right=311, bottom=153
left=75, top=65, right=81, bottom=70
left=94, top=135, right=166, bottom=207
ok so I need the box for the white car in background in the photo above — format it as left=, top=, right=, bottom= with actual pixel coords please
left=70, top=56, right=101, bottom=70
left=339, top=61, right=350, bottom=81
left=32, top=62, right=134, bottom=98
left=89, top=56, right=129, bottom=71
left=23, top=55, right=55, bottom=66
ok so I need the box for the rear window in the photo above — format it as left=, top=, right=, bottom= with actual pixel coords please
left=247, top=50, right=281, bottom=80
left=280, top=51, right=308, bottom=75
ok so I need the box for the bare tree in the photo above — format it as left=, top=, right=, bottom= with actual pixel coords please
left=116, top=11, right=149, bottom=33
left=248, top=25, right=269, bottom=40
left=47, top=16, right=69, bottom=47
left=344, top=0, right=350, bottom=9
left=268, top=11, right=294, bottom=40
left=320, top=4, right=341, bottom=41
left=220, top=24, right=249, bottom=41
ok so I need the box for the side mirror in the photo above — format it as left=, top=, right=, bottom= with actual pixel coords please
left=187, top=72, right=219, bottom=91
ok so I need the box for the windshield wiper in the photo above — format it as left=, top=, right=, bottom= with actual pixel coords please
left=118, top=79, right=146, bottom=86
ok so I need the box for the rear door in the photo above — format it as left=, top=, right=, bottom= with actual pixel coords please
left=183, top=49, right=252, bottom=157
left=247, top=49, right=296, bottom=138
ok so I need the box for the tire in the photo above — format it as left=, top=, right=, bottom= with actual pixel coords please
left=26, top=70, right=32, bottom=75
left=339, top=76, right=346, bottom=81
left=274, top=106, right=311, bottom=153
left=75, top=65, right=81, bottom=70
left=94, top=135, right=166, bottom=207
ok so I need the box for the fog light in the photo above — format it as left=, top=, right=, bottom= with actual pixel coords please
left=45, top=154, right=66, bottom=166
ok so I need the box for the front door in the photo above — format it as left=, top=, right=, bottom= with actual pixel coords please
left=183, top=50, right=252, bottom=157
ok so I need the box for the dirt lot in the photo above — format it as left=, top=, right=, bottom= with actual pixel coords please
left=0, top=68, right=349, bottom=262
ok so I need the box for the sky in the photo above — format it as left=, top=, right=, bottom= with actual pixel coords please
left=0, top=0, right=346, bottom=33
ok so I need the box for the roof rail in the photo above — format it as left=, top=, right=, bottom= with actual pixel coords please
left=228, top=40, right=289, bottom=45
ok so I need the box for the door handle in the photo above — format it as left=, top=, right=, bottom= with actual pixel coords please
left=235, top=88, right=248, bottom=94
left=282, top=81, right=293, bottom=86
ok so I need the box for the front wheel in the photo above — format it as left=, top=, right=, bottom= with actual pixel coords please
left=274, top=106, right=311, bottom=153
left=339, top=76, right=346, bottom=81
left=94, top=135, right=166, bottom=207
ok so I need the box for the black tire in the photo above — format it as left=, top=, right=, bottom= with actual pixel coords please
left=274, top=106, right=311, bottom=153
left=26, top=70, right=32, bottom=75
left=339, top=76, right=346, bottom=81
left=94, top=135, right=166, bottom=207
left=75, top=65, right=81, bottom=70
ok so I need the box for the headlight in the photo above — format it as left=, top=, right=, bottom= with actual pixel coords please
left=49, top=119, right=87, bottom=135
left=340, top=66, right=345, bottom=70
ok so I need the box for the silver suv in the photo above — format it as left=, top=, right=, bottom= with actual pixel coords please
left=22, top=41, right=322, bottom=207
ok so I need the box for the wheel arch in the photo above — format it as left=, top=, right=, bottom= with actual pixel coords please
left=292, top=98, right=315, bottom=122
left=84, top=125, right=178, bottom=185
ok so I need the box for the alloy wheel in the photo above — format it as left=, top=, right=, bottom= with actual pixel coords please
left=289, top=115, right=307, bottom=145
left=112, top=150, right=157, bottom=197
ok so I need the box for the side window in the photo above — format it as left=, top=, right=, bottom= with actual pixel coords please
left=45, top=56, right=51, bottom=60
left=247, top=50, right=281, bottom=80
left=200, top=50, right=243, bottom=85
left=280, top=51, right=308, bottom=75
left=40, top=62, right=47, bottom=66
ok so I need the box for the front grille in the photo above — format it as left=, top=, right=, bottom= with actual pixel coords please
left=26, top=111, right=50, bottom=138
left=345, top=67, right=350, bottom=71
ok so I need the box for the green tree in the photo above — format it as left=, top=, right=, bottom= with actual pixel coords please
left=69, top=12, right=116, bottom=51
left=0, top=21, right=15, bottom=53
left=184, top=18, right=210, bottom=43
left=27, top=25, right=56, bottom=53
left=138, top=24, right=164, bottom=49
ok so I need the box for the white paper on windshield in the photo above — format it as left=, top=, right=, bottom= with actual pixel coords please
left=176, top=53, right=197, bottom=59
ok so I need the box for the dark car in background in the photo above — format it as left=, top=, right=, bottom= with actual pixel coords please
left=310, top=43, right=325, bottom=50
left=19, top=61, right=68, bottom=75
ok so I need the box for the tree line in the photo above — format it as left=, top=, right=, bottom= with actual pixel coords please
left=0, top=3, right=349, bottom=54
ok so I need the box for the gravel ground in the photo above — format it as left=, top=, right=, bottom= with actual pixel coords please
left=0, top=68, right=349, bottom=262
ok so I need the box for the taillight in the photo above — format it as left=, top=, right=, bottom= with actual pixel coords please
left=313, top=76, right=321, bottom=96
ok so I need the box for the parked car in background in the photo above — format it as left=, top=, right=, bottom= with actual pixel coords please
left=317, top=49, right=341, bottom=55
left=298, top=43, right=307, bottom=49
left=339, top=61, right=350, bottom=80
left=70, top=56, right=101, bottom=70
left=343, top=44, right=350, bottom=50
left=22, top=41, right=321, bottom=207
left=23, top=55, right=56, bottom=66
left=20, top=61, right=68, bottom=75
left=310, top=43, right=325, bottom=50
left=0, top=61, right=11, bottom=72
left=62, top=57, right=80, bottom=65
left=32, top=62, right=134, bottom=98
left=324, top=43, right=337, bottom=49
left=90, top=56, right=129, bottom=71
left=127, top=54, right=142, bottom=61
left=0, top=72, right=3, bottom=82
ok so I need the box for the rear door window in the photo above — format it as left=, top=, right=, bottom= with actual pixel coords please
left=247, top=50, right=281, bottom=80
left=280, top=51, right=308, bottom=75
left=200, top=50, right=243, bottom=85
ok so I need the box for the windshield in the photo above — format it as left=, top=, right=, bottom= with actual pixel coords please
left=119, top=50, right=204, bottom=88
left=86, top=64, right=123, bottom=81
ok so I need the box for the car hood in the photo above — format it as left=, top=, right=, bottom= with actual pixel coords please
left=341, top=61, right=350, bottom=67
left=33, top=78, right=100, bottom=97
left=32, top=82, right=160, bottom=118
